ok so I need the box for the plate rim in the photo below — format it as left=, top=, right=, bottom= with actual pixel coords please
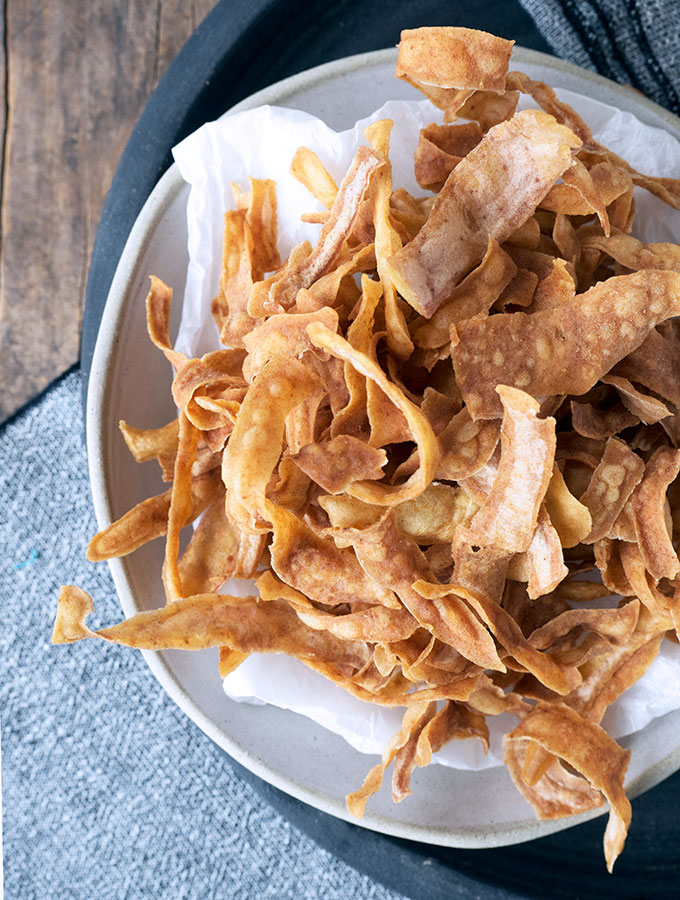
left=86, top=45, right=680, bottom=850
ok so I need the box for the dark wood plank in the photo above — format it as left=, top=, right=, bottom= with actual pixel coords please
left=0, top=1, right=216, bottom=422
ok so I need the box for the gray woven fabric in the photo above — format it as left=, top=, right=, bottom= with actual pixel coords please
left=518, top=0, right=680, bottom=113
left=0, top=371, right=403, bottom=900
left=4, top=4, right=680, bottom=896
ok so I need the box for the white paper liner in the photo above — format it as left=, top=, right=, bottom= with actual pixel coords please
left=171, top=87, right=680, bottom=770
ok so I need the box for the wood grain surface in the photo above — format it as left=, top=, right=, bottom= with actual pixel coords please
left=0, top=1, right=217, bottom=423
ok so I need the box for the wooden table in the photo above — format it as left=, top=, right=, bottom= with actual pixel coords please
left=0, top=1, right=217, bottom=423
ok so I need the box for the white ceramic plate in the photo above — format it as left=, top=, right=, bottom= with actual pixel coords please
left=87, top=46, right=680, bottom=848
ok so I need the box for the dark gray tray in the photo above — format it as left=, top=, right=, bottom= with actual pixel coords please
left=80, top=2, right=680, bottom=897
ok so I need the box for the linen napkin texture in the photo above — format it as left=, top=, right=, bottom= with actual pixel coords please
left=0, top=371, right=402, bottom=900
left=519, top=0, right=680, bottom=114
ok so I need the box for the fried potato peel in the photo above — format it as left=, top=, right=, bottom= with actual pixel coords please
left=452, top=271, right=680, bottom=419
left=386, top=110, right=580, bottom=318
left=504, top=704, right=631, bottom=872
left=55, top=25, right=680, bottom=870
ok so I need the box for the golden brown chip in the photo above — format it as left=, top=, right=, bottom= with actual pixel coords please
left=602, top=375, right=671, bottom=425
left=119, top=418, right=179, bottom=466
left=414, top=121, right=482, bottom=191
left=364, top=118, right=414, bottom=361
left=396, top=27, right=513, bottom=93
left=415, top=701, right=489, bottom=767
left=386, top=110, right=579, bottom=318
left=212, top=208, right=255, bottom=344
left=525, top=506, right=569, bottom=599
left=612, top=325, right=680, bottom=411
left=258, top=145, right=381, bottom=311
left=494, top=268, right=539, bottom=311
left=330, top=274, right=382, bottom=439
left=394, top=482, right=479, bottom=545
left=307, top=323, right=440, bottom=505
left=504, top=703, right=631, bottom=872
left=412, top=238, right=517, bottom=349
left=527, top=258, right=575, bottom=312
left=223, top=356, right=323, bottom=532
left=290, top=146, right=338, bottom=209
left=451, top=527, right=511, bottom=605
left=162, top=413, right=200, bottom=602
left=630, top=447, right=680, bottom=580
left=241, top=307, right=339, bottom=382
left=571, top=400, right=638, bottom=441
left=53, top=586, right=371, bottom=677
left=292, top=435, right=387, bottom=494
left=269, top=503, right=399, bottom=610
left=529, top=599, right=639, bottom=650
left=177, top=486, right=262, bottom=595
left=506, top=70, right=593, bottom=143
left=145, top=276, right=187, bottom=370
left=541, top=161, right=631, bottom=224
left=86, top=470, right=221, bottom=562
left=581, top=231, right=680, bottom=273
left=466, top=387, right=555, bottom=553
left=414, top=580, right=580, bottom=695
left=579, top=438, right=644, bottom=543
left=544, top=464, right=592, bottom=549
left=346, top=701, right=438, bottom=816
left=457, top=89, right=520, bottom=132
left=295, top=603, right=418, bottom=643
left=172, top=350, right=246, bottom=430
left=452, top=271, right=680, bottom=419
left=344, top=513, right=504, bottom=670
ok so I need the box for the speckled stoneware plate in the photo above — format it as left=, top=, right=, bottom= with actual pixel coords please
left=86, top=46, right=680, bottom=849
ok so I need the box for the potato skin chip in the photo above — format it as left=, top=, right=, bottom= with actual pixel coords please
left=415, top=580, right=580, bottom=696
left=242, top=307, right=339, bottom=382
left=525, top=506, right=569, bottom=599
left=580, top=438, right=644, bottom=544
left=612, top=325, right=680, bottom=411
left=396, top=27, right=513, bottom=93
left=504, top=703, right=631, bottom=872
left=266, top=145, right=381, bottom=310
left=452, top=271, right=680, bottom=419
left=292, top=435, right=387, bottom=494
left=53, top=587, right=371, bottom=676
left=86, top=470, right=221, bottom=561
left=467, top=387, right=556, bottom=553
left=412, top=238, right=517, bottom=349
left=223, top=356, right=323, bottom=532
left=347, top=701, right=438, bottom=816
left=364, top=119, right=414, bottom=362
left=603, top=375, right=671, bottom=426
left=544, top=464, right=592, bottom=549
left=414, top=121, right=482, bottom=191
left=307, top=323, right=440, bottom=506
left=269, top=504, right=398, bottom=610
left=119, top=418, right=179, bottom=465
left=345, top=513, right=504, bottom=671
left=387, top=110, right=579, bottom=318
left=145, top=276, right=186, bottom=370
left=163, top=413, right=200, bottom=602
left=290, top=146, right=338, bottom=208
left=631, top=447, right=680, bottom=580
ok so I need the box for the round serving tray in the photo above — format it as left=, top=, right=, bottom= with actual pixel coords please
left=81, top=4, right=680, bottom=898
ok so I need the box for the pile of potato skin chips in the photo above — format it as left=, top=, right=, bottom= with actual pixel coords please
left=54, top=27, right=680, bottom=871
